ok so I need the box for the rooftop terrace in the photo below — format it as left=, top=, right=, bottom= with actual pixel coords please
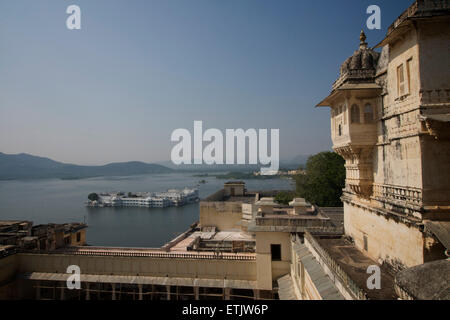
left=306, top=233, right=397, bottom=300
left=202, top=188, right=281, bottom=203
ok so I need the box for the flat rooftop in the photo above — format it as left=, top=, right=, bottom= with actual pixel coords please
left=224, top=181, right=245, bottom=185
left=170, top=230, right=254, bottom=252
left=319, top=207, right=344, bottom=228
left=208, top=231, right=254, bottom=242
left=263, top=210, right=328, bottom=220
left=0, top=221, right=29, bottom=226
left=316, top=237, right=397, bottom=300
left=203, top=189, right=282, bottom=203
left=225, top=196, right=256, bottom=203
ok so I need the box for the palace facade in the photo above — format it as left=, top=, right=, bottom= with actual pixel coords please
left=317, top=0, right=450, bottom=271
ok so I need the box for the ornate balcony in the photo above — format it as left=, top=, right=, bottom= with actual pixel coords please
left=372, top=183, right=423, bottom=210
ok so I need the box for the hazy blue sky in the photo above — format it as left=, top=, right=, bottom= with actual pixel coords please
left=0, top=0, right=414, bottom=165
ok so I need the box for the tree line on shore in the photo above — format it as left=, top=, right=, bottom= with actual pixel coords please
left=275, top=152, right=345, bottom=207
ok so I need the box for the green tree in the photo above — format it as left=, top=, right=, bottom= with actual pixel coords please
left=274, top=191, right=295, bottom=205
left=295, top=152, right=345, bottom=207
left=88, top=193, right=99, bottom=201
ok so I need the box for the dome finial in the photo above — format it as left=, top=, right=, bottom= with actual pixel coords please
left=359, top=30, right=368, bottom=49
left=360, top=30, right=367, bottom=44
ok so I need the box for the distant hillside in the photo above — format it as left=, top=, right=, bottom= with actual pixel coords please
left=157, top=156, right=310, bottom=172
left=0, top=152, right=173, bottom=180
left=156, top=160, right=260, bottom=172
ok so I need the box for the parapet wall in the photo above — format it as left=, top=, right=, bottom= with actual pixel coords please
left=344, top=201, right=425, bottom=270
left=0, top=254, right=19, bottom=299
left=199, top=201, right=243, bottom=231
left=16, top=253, right=257, bottom=281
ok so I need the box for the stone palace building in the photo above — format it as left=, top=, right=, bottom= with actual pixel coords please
left=317, top=0, right=450, bottom=271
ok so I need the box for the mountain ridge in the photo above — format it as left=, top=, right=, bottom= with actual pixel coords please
left=0, top=152, right=173, bottom=180
left=0, top=152, right=310, bottom=180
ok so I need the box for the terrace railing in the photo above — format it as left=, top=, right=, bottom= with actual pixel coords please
left=304, top=232, right=367, bottom=300
left=254, top=216, right=344, bottom=235
left=21, top=246, right=256, bottom=261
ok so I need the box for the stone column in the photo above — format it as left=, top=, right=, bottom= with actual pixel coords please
left=166, top=285, right=171, bottom=300
left=112, top=284, right=116, bottom=300
left=138, top=284, right=143, bottom=301
left=194, top=286, right=199, bottom=300
left=86, top=283, right=90, bottom=300
left=60, top=282, right=65, bottom=300
left=36, top=281, right=40, bottom=300
left=224, top=288, right=231, bottom=300
left=253, top=289, right=260, bottom=300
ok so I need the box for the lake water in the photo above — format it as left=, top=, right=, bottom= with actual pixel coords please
left=0, top=173, right=294, bottom=247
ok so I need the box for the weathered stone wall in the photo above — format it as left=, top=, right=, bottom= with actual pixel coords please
left=199, top=202, right=243, bottom=231
left=344, top=201, right=424, bottom=269
left=376, top=26, right=423, bottom=191
left=0, top=255, right=18, bottom=299
left=374, top=136, right=423, bottom=190
left=69, top=229, right=87, bottom=246
left=421, top=136, right=450, bottom=207
left=418, top=19, right=450, bottom=207
left=255, top=232, right=291, bottom=290
left=418, top=19, right=450, bottom=92
left=16, top=253, right=257, bottom=281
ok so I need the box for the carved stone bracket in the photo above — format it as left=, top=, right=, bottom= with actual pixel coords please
left=334, top=145, right=375, bottom=198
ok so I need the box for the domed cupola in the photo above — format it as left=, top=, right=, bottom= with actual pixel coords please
left=334, top=31, right=380, bottom=90
left=317, top=30, right=383, bottom=199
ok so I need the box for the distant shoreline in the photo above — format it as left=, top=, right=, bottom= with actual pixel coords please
left=1, top=152, right=305, bottom=181
left=193, top=172, right=297, bottom=180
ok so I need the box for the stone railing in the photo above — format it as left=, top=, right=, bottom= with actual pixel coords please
left=332, top=69, right=376, bottom=90
left=388, top=1, right=419, bottom=35
left=254, top=217, right=343, bottom=235
left=387, top=0, right=450, bottom=36
left=304, top=232, right=367, bottom=300
left=161, top=224, right=197, bottom=252
left=420, top=89, right=450, bottom=106
left=372, top=183, right=422, bottom=207
left=417, top=0, right=450, bottom=12
left=24, top=247, right=256, bottom=261
left=255, top=216, right=327, bottom=228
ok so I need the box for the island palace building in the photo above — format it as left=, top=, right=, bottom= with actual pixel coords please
left=0, top=0, right=449, bottom=300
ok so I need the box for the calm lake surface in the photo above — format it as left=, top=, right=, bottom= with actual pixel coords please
left=0, top=173, right=294, bottom=247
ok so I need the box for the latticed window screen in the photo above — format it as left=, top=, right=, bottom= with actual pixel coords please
left=397, top=64, right=405, bottom=96
left=364, top=104, right=374, bottom=123
left=351, top=105, right=360, bottom=123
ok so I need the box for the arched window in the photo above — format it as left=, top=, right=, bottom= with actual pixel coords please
left=351, top=105, right=360, bottom=123
left=338, top=124, right=342, bottom=136
left=364, top=104, right=374, bottom=123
